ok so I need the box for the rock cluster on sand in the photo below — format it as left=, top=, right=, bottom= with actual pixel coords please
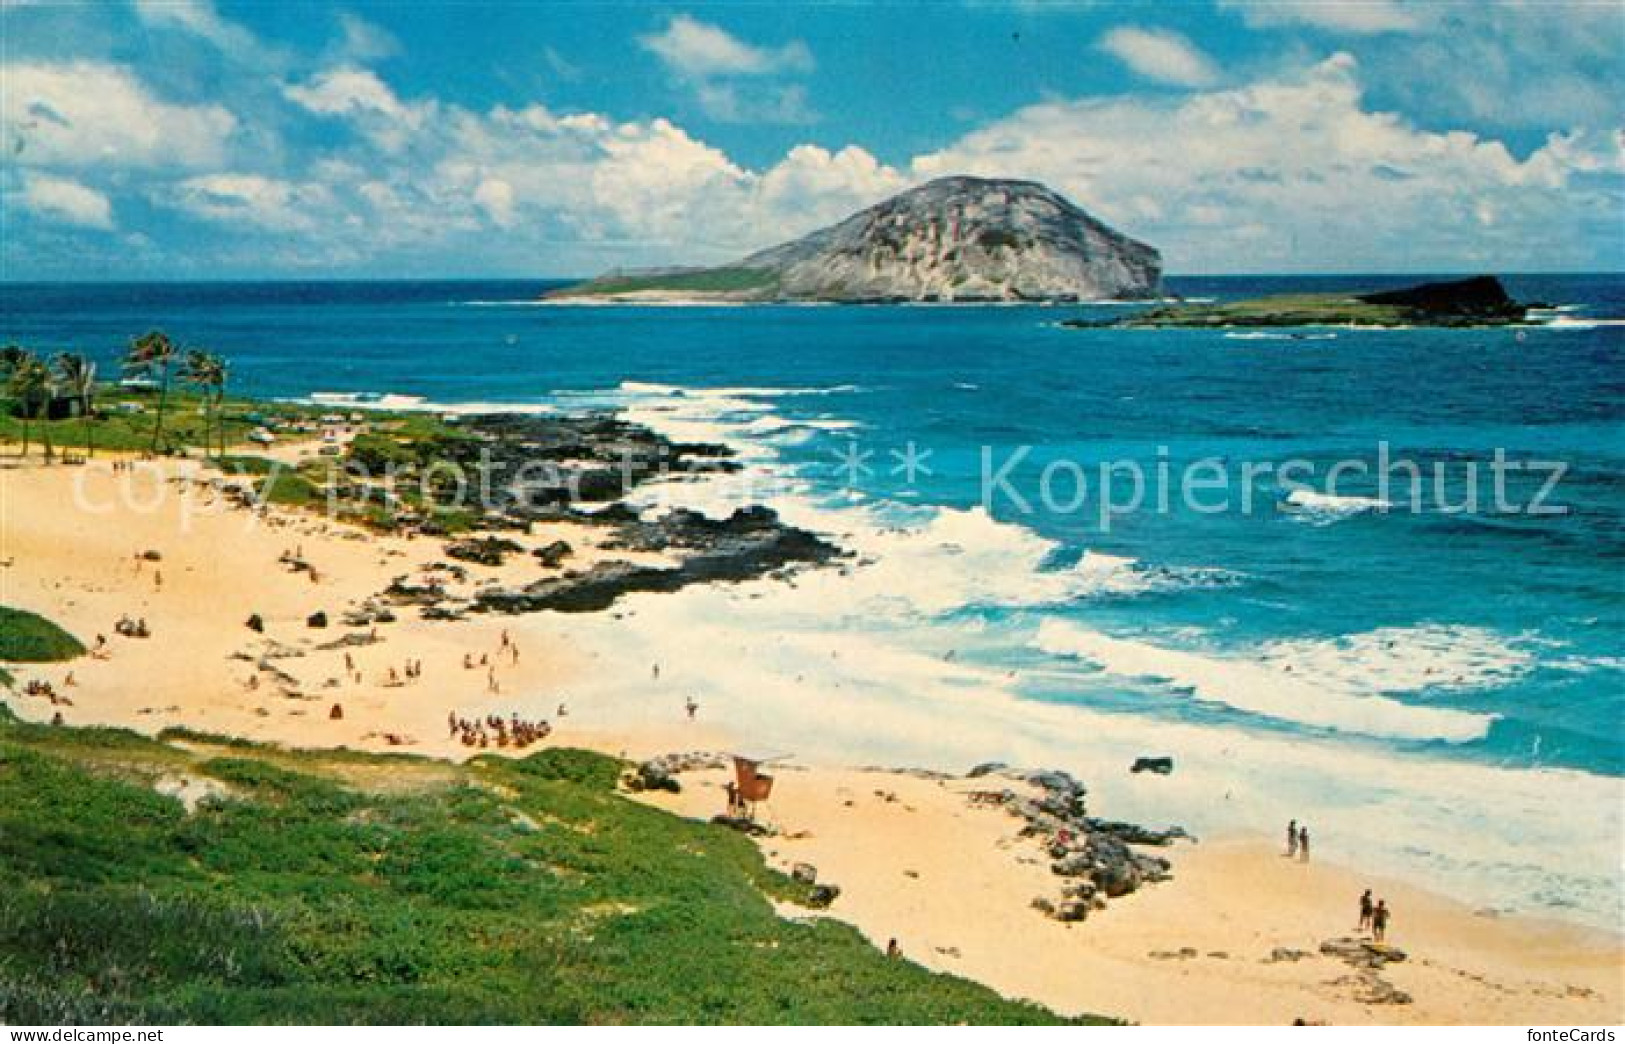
left=1319, top=937, right=1413, bottom=1005
left=970, top=767, right=1188, bottom=922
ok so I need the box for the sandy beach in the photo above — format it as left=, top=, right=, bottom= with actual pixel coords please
left=2, top=451, right=1621, bottom=1025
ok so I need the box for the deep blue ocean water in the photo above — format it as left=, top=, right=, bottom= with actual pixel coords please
left=4, top=275, right=1622, bottom=922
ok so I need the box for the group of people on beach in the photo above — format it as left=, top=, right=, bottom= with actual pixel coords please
left=1288, top=822, right=1396, bottom=941
left=1286, top=819, right=1311, bottom=862
left=114, top=616, right=151, bottom=639
left=447, top=710, right=551, bottom=749
left=1358, top=888, right=1393, bottom=942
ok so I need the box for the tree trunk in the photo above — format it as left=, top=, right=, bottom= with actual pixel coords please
left=150, top=370, right=169, bottom=455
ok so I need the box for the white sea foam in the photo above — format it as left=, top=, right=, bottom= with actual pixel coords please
left=1282, top=488, right=1390, bottom=523
left=1222, top=331, right=1338, bottom=341
left=1033, top=619, right=1499, bottom=743
left=1537, top=316, right=1625, bottom=330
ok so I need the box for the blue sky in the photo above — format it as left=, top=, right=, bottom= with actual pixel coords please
left=2, top=1, right=1621, bottom=278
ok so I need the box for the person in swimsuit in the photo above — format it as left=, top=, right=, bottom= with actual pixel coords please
left=1372, top=899, right=1391, bottom=942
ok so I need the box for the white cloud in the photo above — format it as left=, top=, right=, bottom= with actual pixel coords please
left=132, top=0, right=277, bottom=62
left=637, top=14, right=817, bottom=125
left=1369, top=3, right=1624, bottom=130
left=18, top=173, right=113, bottom=228
left=1, top=62, right=237, bottom=168
left=639, top=14, right=813, bottom=79
left=1220, top=0, right=1420, bottom=33
left=1098, top=27, right=1219, bottom=87
left=472, top=177, right=516, bottom=226
left=913, top=53, right=1623, bottom=271
left=283, top=66, right=429, bottom=150
left=162, top=174, right=334, bottom=231
left=332, top=12, right=400, bottom=63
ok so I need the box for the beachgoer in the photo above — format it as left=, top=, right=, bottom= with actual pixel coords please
left=886, top=939, right=901, bottom=959
left=652, top=663, right=660, bottom=681
left=1359, top=889, right=1374, bottom=933
left=1287, top=819, right=1298, bottom=858
left=556, top=703, right=567, bottom=718
left=1372, top=899, right=1390, bottom=942
left=1298, top=826, right=1310, bottom=863
left=685, top=697, right=697, bottom=721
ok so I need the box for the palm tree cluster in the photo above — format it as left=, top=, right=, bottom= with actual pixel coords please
left=1, top=332, right=231, bottom=462
left=2, top=345, right=98, bottom=462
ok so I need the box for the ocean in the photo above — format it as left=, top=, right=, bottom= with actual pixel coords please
left=3, top=274, right=1622, bottom=929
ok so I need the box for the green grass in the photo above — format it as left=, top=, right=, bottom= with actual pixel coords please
left=0, top=607, right=85, bottom=663
left=0, top=710, right=1091, bottom=1025
left=555, top=267, right=778, bottom=299
left=0, top=386, right=329, bottom=456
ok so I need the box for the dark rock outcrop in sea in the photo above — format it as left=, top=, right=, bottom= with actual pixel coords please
left=548, top=176, right=1163, bottom=303
left=357, top=412, right=844, bottom=617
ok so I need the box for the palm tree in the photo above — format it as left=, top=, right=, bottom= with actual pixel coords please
left=124, top=330, right=177, bottom=455
left=6, top=351, right=54, bottom=461
left=52, top=352, right=98, bottom=459
left=182, top=349, right=228, bottom=459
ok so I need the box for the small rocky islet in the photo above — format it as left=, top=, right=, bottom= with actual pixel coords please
left=1067, top=274, right=1535, bottom=330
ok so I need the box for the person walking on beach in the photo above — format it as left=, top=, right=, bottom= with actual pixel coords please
left=1359, top=889, right=1374, bottom=933
left=1298, top=825, right=1310, bottom=863
left=1287, top=819, right=1298, bottom=858
left=1372, top=899, right=1390, bottom=942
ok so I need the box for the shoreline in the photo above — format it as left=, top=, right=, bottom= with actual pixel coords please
left=1, top=446, right=1621, bottom=1024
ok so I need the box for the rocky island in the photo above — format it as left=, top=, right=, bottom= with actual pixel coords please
left=547, top=176, right=1163, bottom=304
left=1071, top=275, right=1531, bottom=329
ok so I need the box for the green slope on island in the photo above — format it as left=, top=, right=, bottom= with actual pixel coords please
left=0, top=708, right=1093, bottom=1025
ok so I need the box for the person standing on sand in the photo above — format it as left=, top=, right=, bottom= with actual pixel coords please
left=1372, top=899, right=1390, bottom=942
left=1359, top=889, right=1374, bottom=933
left=685, top=697, right=698, bottom=720
left=1298, top=825, right=1310, bottom=863
left=1287, top=819, right=1298, bottom=858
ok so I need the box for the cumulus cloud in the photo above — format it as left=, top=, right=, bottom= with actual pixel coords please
left=639, top=14, right=817, bottom=125
left=1220, top=0, right=1420, bottom=33
left=1, top=62, right=237, bottom=169
left=18, top=173, right=113, bottom=228
left=161, top=174, right=335, bottom=231
left=283, top=66, right=429, bottom=150
left=1098, top=27, right=1219, bottom=87
left=913, top=53, right=1623, bottom=271
left=639, top=14, right=813, bottom=79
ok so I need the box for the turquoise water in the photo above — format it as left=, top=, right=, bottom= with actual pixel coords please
left=4, top=276, right=1622, bottom=924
